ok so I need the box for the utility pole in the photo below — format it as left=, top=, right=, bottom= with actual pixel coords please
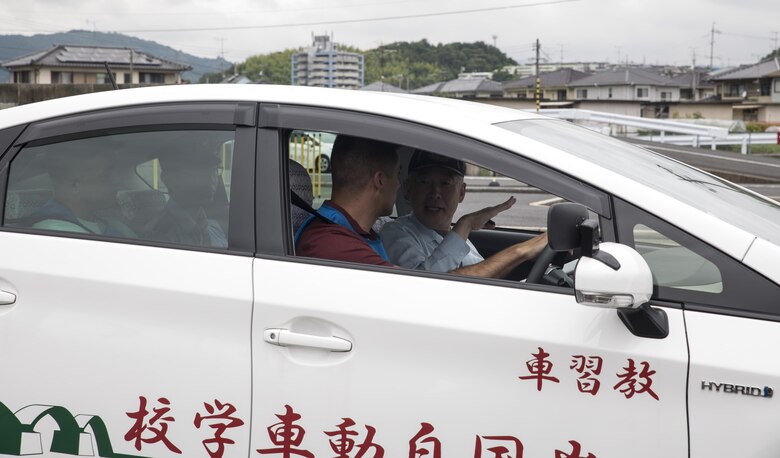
left=773, top=31, right=779, bottom=56
left=535, top=38, right=541, bottom=112
left=492, top=35, right=498, bottom=48
left=690, top=48, right=697, bottom=100
left=709, top=22, right=721, bottom=70
left=215, top=37, right=226, bottom=75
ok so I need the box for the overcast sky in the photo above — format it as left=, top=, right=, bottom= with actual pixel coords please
left=3, top=0, right=778, bottom=68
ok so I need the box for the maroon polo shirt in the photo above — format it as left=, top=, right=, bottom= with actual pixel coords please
left=295, top=201, right=394, bottom=267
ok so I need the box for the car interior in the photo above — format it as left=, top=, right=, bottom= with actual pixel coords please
left=286, top=129, right=581, bottom=285
left=3, top=130, right=233, bottom=247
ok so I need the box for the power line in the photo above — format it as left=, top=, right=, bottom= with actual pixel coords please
left=110, top=0, right=581, bottom=33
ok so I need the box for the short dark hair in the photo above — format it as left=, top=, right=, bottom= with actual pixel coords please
left=331, top=135, right=398, bottom=191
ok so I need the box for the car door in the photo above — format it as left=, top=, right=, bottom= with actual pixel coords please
left=249, top=105, right=689, bottom=457
left=614, top=198, right=780, bottom=458
left=0, top=102, right=257, bottom=457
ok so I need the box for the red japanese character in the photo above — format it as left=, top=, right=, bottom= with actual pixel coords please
left=257, top=405, right=314, bottom=457
left=555, top=440, right=596, bottom=458
left=124, top=395, right=182, bottom=454
left=614, top=359, right=659, bottom=400
left=474, top=435, right=523, bottom=458
left=325, top=417, right=384, bottom=458
left=518, top=347, right=560, bottom=391
left=194, top=399, right=245, bottom=458
left=570, top=355, right=603, bottom=395
left=408, top=422, right=441, bottom=458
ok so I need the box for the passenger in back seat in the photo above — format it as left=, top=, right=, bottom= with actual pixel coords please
left=31, top=149, right=135, bottom=237
left=144, top=148, right=228, bottom=248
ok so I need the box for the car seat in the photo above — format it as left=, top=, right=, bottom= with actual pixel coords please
left=289, top=159, right=314, bottom=234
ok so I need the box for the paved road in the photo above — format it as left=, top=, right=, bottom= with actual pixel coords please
left=625, top=138, right=780, bottom=184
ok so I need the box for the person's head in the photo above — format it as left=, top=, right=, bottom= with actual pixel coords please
left=330, top=135, right=400, bottom=217
left=159, top=148, right=222, bottom=208
left=46, top=146, right=119, bottom=218
left=405, top=150, right=467, bottom=232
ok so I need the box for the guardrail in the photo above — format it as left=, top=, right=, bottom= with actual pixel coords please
left=638, top=132, right=779, bottom=154
left=537, top=109, right=779, bottom=154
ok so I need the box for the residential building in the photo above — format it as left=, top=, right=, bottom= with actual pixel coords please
left=411, top=77, right=503, bottom=98
left=502, top=68, right=590, bottom=103
left=709, top=58, right=780, bottom=122
left=671, top=70, right=716, bottom=101
left=291, top=35, right=364, bottom=89
left=360, top=81, right=407, bottom=93
left=501, top=61, right=609, bottom=78
left=2, top=45, right=190, bottom=84
left=568, top=67, right=681, bottom=104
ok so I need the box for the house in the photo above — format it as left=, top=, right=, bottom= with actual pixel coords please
left=220, top=74, right=254, bottom=84
left=2, top=45, right=191, bottom=84
left=709, top=58, right=780, bottom=122
left=567, top=67, right=681, bottom=103
left=502, top=68, right=590, bottom=103
left=411, top=77, right=503, bottom=98
left=360, top=81, right=407, bottom=93
left=671, top=70, right=716, bottom=101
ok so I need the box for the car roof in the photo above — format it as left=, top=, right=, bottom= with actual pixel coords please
left=0, top=84, right=541, bottom=130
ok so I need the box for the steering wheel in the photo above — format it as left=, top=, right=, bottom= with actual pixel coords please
left=525, top=245, right=556, bottom=284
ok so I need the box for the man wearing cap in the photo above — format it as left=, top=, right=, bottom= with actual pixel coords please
left=144, top=147, right=228, bottom=248
left=381, top=150, right=547, bottom=278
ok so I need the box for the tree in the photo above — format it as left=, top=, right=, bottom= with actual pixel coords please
left=235, top=49, right=299, bottom=84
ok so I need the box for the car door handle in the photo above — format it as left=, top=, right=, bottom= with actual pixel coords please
left=0, top=290, right=16, bottom=305
left=263, top=328, right=352, bottom=352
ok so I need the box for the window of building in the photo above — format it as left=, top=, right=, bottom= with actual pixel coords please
left=139, top=73, right=166, bottom=84
left=636, top=87, right=649, bottom=98
left=15, top=71, right=31, bottom=83
left=576, top=89, right=588, bottom=99
left=726, top=84, right=744, bottom=97
left=660, top=91, right=671, bottom=100
left=124, top=73, right=132, bottom=84
left=4, top=130, right=235, bottom=250
left=95, top=73, right=117, bottom=84
left=760, top=79, right=771, bottom=97
left=51, top=72, right=73, bottom=84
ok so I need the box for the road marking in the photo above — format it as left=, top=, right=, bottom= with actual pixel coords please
left=530, top=196, right=563, bottom=207
left=647, top=145, right=780, bottom=169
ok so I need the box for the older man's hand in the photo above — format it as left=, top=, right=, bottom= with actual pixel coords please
left=452, top=196, right=516, bottom=240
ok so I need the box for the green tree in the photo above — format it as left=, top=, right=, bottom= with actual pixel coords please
left=236, top=49, right=299, bottom=84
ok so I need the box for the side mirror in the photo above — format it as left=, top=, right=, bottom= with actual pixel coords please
left=574, top=242, right=652, bottom=309
left=575, top=242, right=668, bottom=339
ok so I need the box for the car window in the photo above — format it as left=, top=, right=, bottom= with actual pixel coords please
left=633, top=223, right=722, bottom=293
left=286, top=129, right=596, bottom=284
left=4, top=129, right=235, bottom=250
left=615, top=198, right=779, bottom=317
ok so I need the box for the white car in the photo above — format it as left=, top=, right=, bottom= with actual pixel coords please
left=0, top=84, right=778, bottom=458
left=289, top=130, right=334, bottom=173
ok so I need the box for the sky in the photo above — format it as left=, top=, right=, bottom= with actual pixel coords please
left=2, top=0, right=778, bottom=68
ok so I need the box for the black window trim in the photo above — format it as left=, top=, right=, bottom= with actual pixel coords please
left=0, top=102, right=258, bottom=255
left=254, top=103, right=611, bottom=295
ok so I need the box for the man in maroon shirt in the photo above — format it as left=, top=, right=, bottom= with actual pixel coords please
left=295, top=135, right=400, bottom=266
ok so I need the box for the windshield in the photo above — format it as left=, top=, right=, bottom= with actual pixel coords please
left=496, top=119, right=780, bottom=245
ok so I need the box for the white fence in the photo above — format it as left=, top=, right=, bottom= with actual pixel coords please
left=537, top=109, right=779, bottom=154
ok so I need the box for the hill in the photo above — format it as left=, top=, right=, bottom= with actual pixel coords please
left=0, top=30, right=228, bottom=83
left=236, top=40, right=517, bottom=90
